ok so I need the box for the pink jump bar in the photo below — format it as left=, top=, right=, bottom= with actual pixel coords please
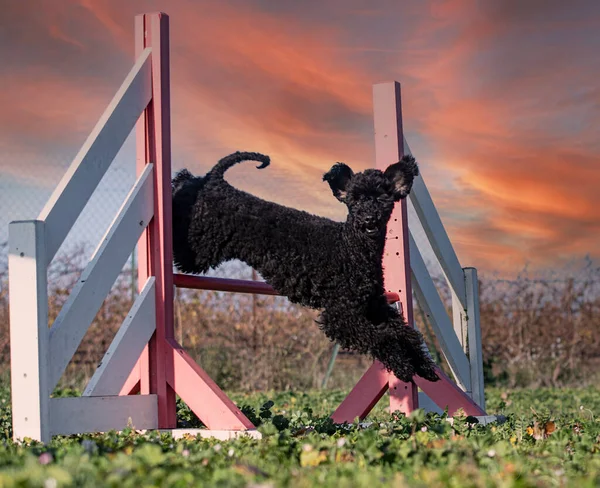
left=173, top=273, right=401, bottom=304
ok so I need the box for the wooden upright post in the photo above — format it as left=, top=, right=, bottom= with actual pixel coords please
left=372, top=82, right=419, bottom=414
left=331, top=82, right=418, bottom=423
left=135, top=12, right=177, bottom=428
left=332, top=82, right=488, bottom=423
left=9, top=221, right=51, bottom=442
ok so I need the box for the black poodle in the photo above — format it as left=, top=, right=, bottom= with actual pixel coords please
left=171, top=151, right=438, bottom=383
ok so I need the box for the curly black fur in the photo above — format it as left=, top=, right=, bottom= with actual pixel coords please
left=172, top=151, right=439, bottom=383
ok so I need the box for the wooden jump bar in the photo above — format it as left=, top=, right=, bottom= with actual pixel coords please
left=173, top=274, right=400, bottom=304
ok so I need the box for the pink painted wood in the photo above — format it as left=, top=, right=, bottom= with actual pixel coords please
left=416, top=367, right=486, bottom=416
left=174, top=274, right=279, bottom=296
left=123, top=13, right=256, bottom=432
left=331, top=82, right=418, bottom=422
left=330, top=361, right=389, bottom=423
left=135, top=12, right=177, bottom=428
left=173, top=273, right=401, bottom=304
left=373, top=82, right=419, bottom=414
left=332, top=82, right=488, bottom=422
left=119, top=367, right=140, bottom=395
left=166, top=339, right=255, bottom=430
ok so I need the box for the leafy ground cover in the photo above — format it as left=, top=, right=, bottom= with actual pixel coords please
left=0, top=386, right=598, bottom=487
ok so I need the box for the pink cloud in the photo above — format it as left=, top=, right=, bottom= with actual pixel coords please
left=2, top=0, right=599, bottom=274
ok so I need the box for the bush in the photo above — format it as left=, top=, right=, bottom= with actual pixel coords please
left=1, top=247, right=599, bottom=391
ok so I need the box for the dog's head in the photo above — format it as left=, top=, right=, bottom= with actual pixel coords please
left=323, top=155, right=419, bottom=238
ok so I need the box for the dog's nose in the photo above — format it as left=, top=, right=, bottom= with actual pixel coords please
left=364, top=216, right=377, bottom=226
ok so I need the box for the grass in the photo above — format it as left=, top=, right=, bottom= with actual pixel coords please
left=0, top=386, right=599, bottom=487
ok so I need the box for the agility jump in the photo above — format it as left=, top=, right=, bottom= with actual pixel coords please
left=8, top=12, right=488, bottom=443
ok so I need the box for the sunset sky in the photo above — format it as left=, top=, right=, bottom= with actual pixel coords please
left=1, top=0, right=599, bottom=277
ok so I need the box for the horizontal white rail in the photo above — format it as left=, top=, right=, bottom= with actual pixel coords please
left=83, top=278, right=157, bottom=397
left=48, top=164, right=155, bottom=389
left=49, top=395, right=158, bottom=436
left=404, top=138, right=467, bottom=309
left=39, top=48, right=153, bottom=264
left=409, top=233, right=471, bottom=391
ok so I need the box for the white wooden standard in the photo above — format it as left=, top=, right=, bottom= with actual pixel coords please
left=49, top=395, right=158, bottom=436
left=38, top=48, right=153, bottom=264
left=465, top=267, right=485, bottom=409
left=48, top=164, right=155, bottom=390
left=9, top=221, right=51, bottom=443
left=83, top=278, right=157, bottom=397
left=409, top=233, right=471, bottom=391
left=404, top=139, right=467, bottom=309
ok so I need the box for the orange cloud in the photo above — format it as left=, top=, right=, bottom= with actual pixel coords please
left=1, top=0, right=599, bottom=275
left=391, top=0, right=600, bottom=273
left=67, top=0, right=378, bottom=211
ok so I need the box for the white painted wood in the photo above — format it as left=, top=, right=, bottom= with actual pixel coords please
left=465, top=267, right=486, bottom=410
left=404, top=138, right=467, bottom=309
left=8, top=221, right=51, bottom=443
left=417, top=393, right=495, bottom=423
left=452, top=290, right=470, bottom=398
left=83, top=278, right=156, bottom=396
left=160, top=429, right=263, bottom=441
left=418, top=392, right=444, bottom=414
left=39, top=48, right=153, bottom=264
left=446, top=415, right=498, bottom=426
left=48, top=164, right=154, bottom=390
left=452, top=290, right=468, bottom=353
left=362, top=414, right=497, bottom=429
left=409, top=232, right=471, bottom=391
left=49, top=395, right=158, bottom=436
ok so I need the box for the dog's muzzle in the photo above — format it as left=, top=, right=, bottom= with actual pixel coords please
left=363, top=217, right=379, bottom=236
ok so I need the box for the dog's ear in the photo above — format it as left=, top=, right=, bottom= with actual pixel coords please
left=384, top=155, right=419, bottom=201
left=172, top=169, right=195, bottom=194
left=323, top=163, right=354, bottom=202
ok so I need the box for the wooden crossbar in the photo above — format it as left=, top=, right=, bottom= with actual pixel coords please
left=173, top=273, right=401, bottom=304
left=49, top=395, right=158, bottom=436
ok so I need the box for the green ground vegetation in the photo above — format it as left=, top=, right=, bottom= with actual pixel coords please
left=0, top=386, right=598, bottom=487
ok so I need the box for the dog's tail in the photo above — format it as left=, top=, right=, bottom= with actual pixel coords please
left=208, top=151, right=270, bottom=180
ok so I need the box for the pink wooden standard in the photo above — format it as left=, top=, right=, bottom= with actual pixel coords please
left=331, top=82, right=418, bottom=423
left=122, top=12, right=254, bottom=432
left=331, top=83, right=485, bottom=422
left=140, top=11, right=177, bottom=428
left=375, top=82, right=420, bottom=415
